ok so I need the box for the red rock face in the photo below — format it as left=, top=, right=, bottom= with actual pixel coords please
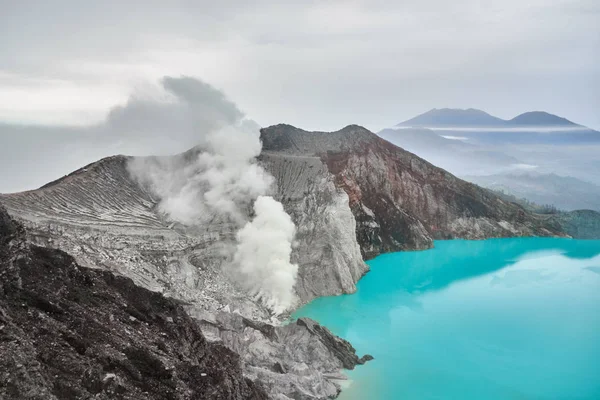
left=322, top=147, right=433, bottom=259
left=261, top=124, right=566, bottom=260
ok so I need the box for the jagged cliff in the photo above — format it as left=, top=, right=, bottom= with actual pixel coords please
left=261, top=124, right=566, bottom=259
left=259, top=153, right=366, bottom=301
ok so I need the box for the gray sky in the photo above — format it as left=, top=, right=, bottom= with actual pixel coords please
left=1, top=0, right=599, bottom=192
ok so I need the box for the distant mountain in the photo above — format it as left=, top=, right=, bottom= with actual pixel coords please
left=463, top=172, right=600, bottom=212
left=398, top=108, right=586, bottom=129
left=398, top=108, right=505, bottom=128
left=509, top=111, right=579, bottom=127
left=395, top=109, right=600, bottom=145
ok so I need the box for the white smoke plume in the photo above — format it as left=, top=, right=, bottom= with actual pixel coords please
left=126, top=76, right=298, bottom=313
left=129, top=122, right=274, bottom=225
left=234, top=196, right=299, bottom=314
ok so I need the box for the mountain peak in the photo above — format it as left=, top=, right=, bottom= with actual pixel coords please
left=260, top=124, right=378, bottom=155
left=398, top=108, right=505, bottom=128
left=397, top=108, right=587, bottom=129
left=509, top=111, right=578, bottom=126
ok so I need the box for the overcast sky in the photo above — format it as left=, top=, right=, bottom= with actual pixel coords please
left=1, top=0, right=599, bottom=192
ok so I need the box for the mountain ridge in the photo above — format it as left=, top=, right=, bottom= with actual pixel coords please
left=260, top=123, right=567, bottom=259
left=508, top=111, right=579, bottom=126
left=397, top=108, right=582, bottom=128
left=398, top=108, right=505, bottom=127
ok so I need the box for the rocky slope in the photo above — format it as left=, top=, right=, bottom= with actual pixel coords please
left=0, top=204, right=268, bottom=400
left=0, top=155, right=266, bottom=318
left=0, top=148, right=372, bottom=398
left=259, top=152, right=366, bottom=301
left=192, top=310, right=372, bottom=399
left=0, top=149, right=372, bottom=399
left=549, top=210, right=600, bottom=239
left=261, top=124, right=566, bottom=259
left=0, top=150, right=367, bottom=310
left=0, top=203, right=371, bottom=400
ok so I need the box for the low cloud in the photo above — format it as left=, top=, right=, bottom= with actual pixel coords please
left=0, top=77, right=253, bottom=193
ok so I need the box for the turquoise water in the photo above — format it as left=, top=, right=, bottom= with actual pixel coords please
left=293, top=238, right=600, bottom=400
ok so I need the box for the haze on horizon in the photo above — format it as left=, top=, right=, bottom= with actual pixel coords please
left=0, top=0, right=599, bottom=193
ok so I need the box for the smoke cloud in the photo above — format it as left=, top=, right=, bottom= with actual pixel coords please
left=126, top=76, right=298, bottom=313
left=234, top=196, right=299, bottom=314
left=128, top=122, right=273, bottom=225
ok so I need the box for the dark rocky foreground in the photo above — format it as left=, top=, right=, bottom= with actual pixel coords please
left=193, top=311, right=373, bottom=399
left=0, top=202, right=372, bottom=399
left=0, top=204, right=268, bottom=400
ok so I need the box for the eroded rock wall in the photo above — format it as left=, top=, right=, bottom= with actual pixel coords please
left=260, top=153, right=368, bottom=302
